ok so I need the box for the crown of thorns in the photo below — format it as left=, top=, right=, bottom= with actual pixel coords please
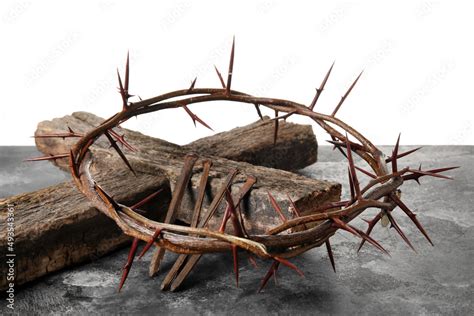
left=31, top=38, right=457, bottom=293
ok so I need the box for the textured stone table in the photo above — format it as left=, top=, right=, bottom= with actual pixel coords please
left=1, top=146, right=472, bottom=315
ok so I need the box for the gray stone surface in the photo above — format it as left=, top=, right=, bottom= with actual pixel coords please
left=1, top=146, right=473, bottom=315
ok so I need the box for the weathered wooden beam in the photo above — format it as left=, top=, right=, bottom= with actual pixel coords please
left=34, top=111, right=317, bottom=171
left=0, top=112, right=338, bottom=291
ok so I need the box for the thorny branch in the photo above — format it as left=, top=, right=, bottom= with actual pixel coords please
left=30, top=38, right=458, bottom=293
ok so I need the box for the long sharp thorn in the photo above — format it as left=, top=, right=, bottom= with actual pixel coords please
left=402, top=166, right=459, bottom=183
left=131, top=189, right=163, bottom=210
left=267, top=191, right=287, bottom=223
left=390, top=195, right=434, bottom=246
left=332, top=217, right=360, bottom=237
left=351, top=225, right=390, bottom=255
left=94, top=182, right=121, bottom=211
left=124, top=51, right=130, bottom=96
left=273, top=110, right=279, bottom=145
left=407, top=168, right=454, bottom=181
left=182, top=105, right=213, bottom=131
left=214, top=65, right=226, bottom=89
left=117, top=69, right=127, bottom=109
left=386, top=212, right=416, bottom=252
left=327, top=137, right=349, bottom=158
left=258, top=261, right=279, bottom=293
left=109, top=129, right=138, bottom=152
left=357, top=213, right=382, bottom=252
left=326, top=139, right=366, bottom=152
left=254, top=103, right=264, bottom=120
left=331, top=71, right=363, bottom=116
left=386, top=147, right=422, bottom=162
left=248, top=254, right=258, bottom=268
left=104, top=131, right=136, bottom=175
left=348, top=167, right=355, bottom=201
left=232, top=245, right=239, bottom=287
left=187, top=77, right=197, bottom=93
left=355, top=166, right=377, bottom=179
left=345, top=133, right=361, bottom=200
left=138, top=228, right=162, bottom=259
left=118, top=237, right=139, bottom=292
left=226, top=36, right=235, bottom=94
left=391, top=133, right=401, bottom=173
left=309, top=61, right=335, bottom=110
left=325, top=240, right=336, bottom=273
left=24, top=153, right=70, bottom=162
left=274, top=257, right=304, bottom=277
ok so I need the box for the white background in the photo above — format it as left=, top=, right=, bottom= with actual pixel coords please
left=1, top=1, right=472, bottom=146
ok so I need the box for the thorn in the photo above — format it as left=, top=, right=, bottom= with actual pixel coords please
left=404, top=168, right=456, bottom=181
left=226, top=36, right=235, bottom=94
left=218, top=204, right=232, bottom=233
left=214, top=65, right=226, bottom=89
left=124, top=51, right=130, bottom=96
left=333, top=215, right=389, bottom=255
left=138, top=228, right=162, bottom=259
left=270, top=111, right=297, bottom=121
left=344, top=133, right=361, bottom=200
left=267, top=191, right=287, bottom=223
left=348, top=167, right=355, bottom=201
left=390, top=195, right=434, bottom=246
left=332, top=217, right=361, bottom=237
left=232, top=245, right=239, bottom=287
left=331, top=71, right=363, bottom=116
left=273, top=110, right=279, bottom=145
left=131, top=189, right=163, bottom=210
left=351, top=225, right=390, bottom=255
left=355, top=166, right=376, bottom=179
left=104, top=131, right=136, bottom=175
left=248, top=254, right=258, bottom=268
left=273, top=257, right=304, bottom=277
left=254, top=103, right=264, bottom=120
left=309, top=61, right=335, bottom=110
left=325, top=239, right=336, bottom=273
left=386, top=147, right=422, bottom=163
left=357, top=213, right=382, bottom=252
left=385, top=211, right=416, bottom=252
left=182, top=104, right=214, bottom=131
left=326, top=139, right=366, bottom=152
left=24, top=153, right=69, bottom=162
left=109, top=129, right=138, bottom=152
left=258, top=261, right=279, bottom=293
left=187, top=77, right=197, bottom=93
left=117, top=69, right=127, bottom=110
left=118, top=237, right=139, bottom=292
left=94, top=182, right=121, bottom=210
left=391, top=133, right=401, bottom=173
